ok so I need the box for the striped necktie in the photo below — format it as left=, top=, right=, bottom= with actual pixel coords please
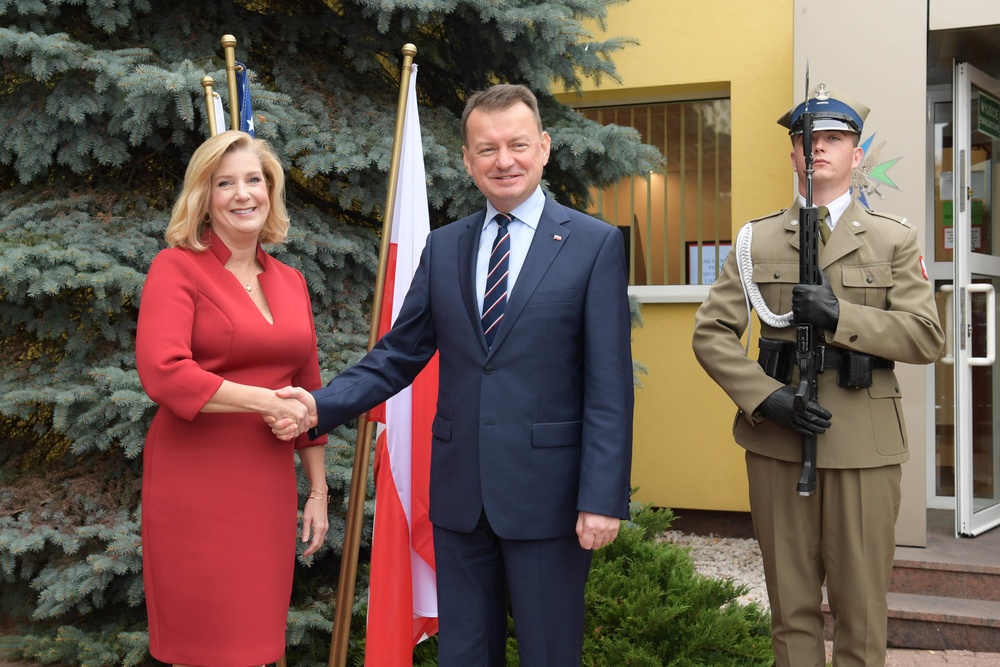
left=482, top=213, right=511, bottom=347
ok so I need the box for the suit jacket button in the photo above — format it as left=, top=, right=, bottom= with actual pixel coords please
left=483, top=364, right=493, bottom=374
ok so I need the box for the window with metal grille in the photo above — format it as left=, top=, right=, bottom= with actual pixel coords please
left=580, top=99, right=732, bottom=286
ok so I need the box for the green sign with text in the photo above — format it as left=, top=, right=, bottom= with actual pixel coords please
left=980, top=92, right=1000, bottom=140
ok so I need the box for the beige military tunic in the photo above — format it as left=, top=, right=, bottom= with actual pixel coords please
left=693, top=198, right=944, bottom=468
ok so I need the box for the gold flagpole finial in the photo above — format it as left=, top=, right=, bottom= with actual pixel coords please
left=201, top=76, right=218, bottom=137
left=221, top=34, right=239, bottom=133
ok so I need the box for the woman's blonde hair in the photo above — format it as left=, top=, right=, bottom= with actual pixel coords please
left=165, top=130, right=290, bottom=250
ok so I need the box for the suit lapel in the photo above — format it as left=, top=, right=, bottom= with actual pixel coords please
left=488, top=198, right=570, bottom=353
left=459, top=211, right=489, bottom=350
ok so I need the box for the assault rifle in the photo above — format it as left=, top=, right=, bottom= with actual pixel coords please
left=794, top=69, right=820, bottom=497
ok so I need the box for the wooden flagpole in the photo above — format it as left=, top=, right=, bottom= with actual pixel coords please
left=328, top=43, right=418, bottom=667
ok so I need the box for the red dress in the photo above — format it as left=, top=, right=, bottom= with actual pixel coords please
left=136, top=232, right=327, bottom=667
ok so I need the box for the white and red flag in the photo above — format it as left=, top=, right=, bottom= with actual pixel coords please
left=364, top=63, right=439, bottom=666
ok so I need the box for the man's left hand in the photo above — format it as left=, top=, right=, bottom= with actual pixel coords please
left=576, top=511, right=621, bottom=550
left=792, top=269, right=840, bottom=331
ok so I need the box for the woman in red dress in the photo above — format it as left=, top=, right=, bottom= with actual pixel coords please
left=136, top=131, right=329, bottom=667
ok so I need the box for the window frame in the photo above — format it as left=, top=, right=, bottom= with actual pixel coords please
left=571, top=88, right=733, bottom=303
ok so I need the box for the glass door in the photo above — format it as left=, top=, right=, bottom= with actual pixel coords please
left=951, top=62, right=1000, bottom=536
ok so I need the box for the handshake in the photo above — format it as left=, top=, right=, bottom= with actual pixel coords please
left=263, top=387, right=318, bottom=441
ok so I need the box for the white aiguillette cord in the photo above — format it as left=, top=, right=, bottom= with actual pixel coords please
left=735, top=222, right=794, bottom=354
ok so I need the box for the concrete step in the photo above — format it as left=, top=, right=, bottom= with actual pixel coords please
left=822, top=588, right=1000, bottom=653
left=885, top=591, right=1000, bottom=651
left=891, top=557, right=1000, bottom=602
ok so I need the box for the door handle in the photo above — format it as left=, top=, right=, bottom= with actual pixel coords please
left=940, top=284, right=955, bottom=365
left=966, top=283, right=995, bottom=366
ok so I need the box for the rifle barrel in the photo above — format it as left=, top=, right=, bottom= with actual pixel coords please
left=796, top=76, right=820, bottom=497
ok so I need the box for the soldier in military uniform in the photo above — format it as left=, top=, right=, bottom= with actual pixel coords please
left=692, top=86, right=944, bottom=666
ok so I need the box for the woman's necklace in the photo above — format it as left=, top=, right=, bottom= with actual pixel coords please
left=230, top=262, right=259, bottom=293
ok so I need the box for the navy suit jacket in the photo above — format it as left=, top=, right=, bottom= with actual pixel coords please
left=312, top=197, right=634, bottom=540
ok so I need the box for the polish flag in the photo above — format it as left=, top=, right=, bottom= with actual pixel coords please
left=364, top=63, right=439, bottom=666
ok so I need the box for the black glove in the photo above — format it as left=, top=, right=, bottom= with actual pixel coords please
left=792, top=269, right=839, bottom=330
left=757, top=386, right=832, bottom=436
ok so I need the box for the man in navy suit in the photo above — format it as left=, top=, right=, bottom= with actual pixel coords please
left=280, top=84, right=633, bottom=666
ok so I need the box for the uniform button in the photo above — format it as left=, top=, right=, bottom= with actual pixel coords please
left=866, top=276, right=874, bottom=284
left=850, top=335, right=859, bottom=342
left=483, top=364, right=494, bottom=374
left=852, top=221, right=861, bottom=227
left=791, top=220, right=798, bottom=226
left=774, top=272, right=780, bottom=279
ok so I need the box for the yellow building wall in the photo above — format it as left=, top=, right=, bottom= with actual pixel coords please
left=564, top=1, right=795, bottom=510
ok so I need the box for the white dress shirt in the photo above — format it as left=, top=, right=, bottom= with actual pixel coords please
left=476, top=186, right=544, bottom=316
left=798, top=189, right=852, bottom=233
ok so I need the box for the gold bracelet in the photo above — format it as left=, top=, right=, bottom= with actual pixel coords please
left=307, top=489, right=329, bottom=502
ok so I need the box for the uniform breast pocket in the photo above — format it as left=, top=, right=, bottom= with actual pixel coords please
left=841, top=263, right=892, bottom=307
left=752, top=261, right=799, bottom=312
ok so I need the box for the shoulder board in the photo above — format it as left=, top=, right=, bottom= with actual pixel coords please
left=747, top=209, right=786, bottom=224
left=865, top=209, right=909, bottom=226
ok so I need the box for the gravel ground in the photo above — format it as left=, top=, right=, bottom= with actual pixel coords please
left=661, top=530, right=770, bottom=610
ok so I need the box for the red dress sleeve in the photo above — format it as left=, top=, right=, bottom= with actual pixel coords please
left=136, top=249, right=225, bottom=421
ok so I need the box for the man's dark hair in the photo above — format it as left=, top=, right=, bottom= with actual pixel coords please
left=462, top=84, right=543, bottom=146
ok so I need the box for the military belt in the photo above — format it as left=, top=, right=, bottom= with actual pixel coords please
left=758, top=338, right=893, bottom=388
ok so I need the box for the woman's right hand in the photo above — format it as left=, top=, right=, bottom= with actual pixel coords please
left=200, top=380, right=315, bottom=441
left=262, top=392, right=310, bottom=440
